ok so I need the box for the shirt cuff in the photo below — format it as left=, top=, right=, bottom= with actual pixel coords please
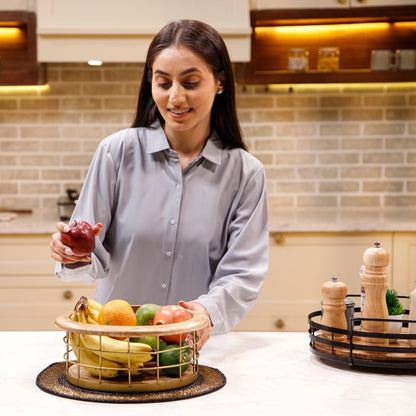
left=194, top=294, right=225, bottom=334
left=55, top=261, right=96, bottom=285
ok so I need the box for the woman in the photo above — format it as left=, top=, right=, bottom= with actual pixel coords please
left=50, top=20, right=269, bottom=349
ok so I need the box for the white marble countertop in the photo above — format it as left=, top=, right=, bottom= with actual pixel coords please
left=0, top=211, right=58, bottom=234
left=2, top=331, right=416, bottom=415
left=1, top=208, right=416, bottom=234
left=269, top=208, right=416, bottom=232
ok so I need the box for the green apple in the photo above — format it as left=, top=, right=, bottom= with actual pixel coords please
left=135, top=303, right=160, bottom=326
left=130, top=336, right=166, bottom=351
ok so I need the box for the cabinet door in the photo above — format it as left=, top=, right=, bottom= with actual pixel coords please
left=351, top=0, right=416, bottom=6
left=252, top=0, right=416, bottom=7
left=0, top=234, right=55, bottom=276
left=0, top=282, right=95, bottom=330
left=0, top=235, right=95, bottom=330
left=234, top=232, right=393, bottom=332
left=391, top=232, right=416, bottom=303
left=252, top=0, right=347, bottom=8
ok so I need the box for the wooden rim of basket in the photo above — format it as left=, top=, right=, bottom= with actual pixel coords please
left=54, top=308, right=210, bottom=338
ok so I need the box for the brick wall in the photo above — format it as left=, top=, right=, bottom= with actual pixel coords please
left=0, top=63, right=415, bottom=217
left=240, top=83, right=416, bottom=211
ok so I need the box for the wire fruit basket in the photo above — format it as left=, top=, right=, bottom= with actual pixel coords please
left=309, top=294, right=416, bottom=370
left=55, top=304, right=210, bottom=393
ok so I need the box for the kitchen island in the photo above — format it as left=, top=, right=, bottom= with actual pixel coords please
left=2, top=331, right=415, bottom=415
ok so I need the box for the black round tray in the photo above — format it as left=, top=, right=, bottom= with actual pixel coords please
left=309, top=294, right=416, bottom=370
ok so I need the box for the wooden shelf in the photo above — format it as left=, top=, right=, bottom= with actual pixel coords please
left=240, top=69, right=416, bottom=85
left=251, top=5, right=416, bottom=26
left=0, top=11, right=46, bottom=85
left=240, top=6, right=416, bottom=85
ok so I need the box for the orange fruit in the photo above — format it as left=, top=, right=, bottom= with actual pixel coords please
left=98, top=299, right=136, bottom=339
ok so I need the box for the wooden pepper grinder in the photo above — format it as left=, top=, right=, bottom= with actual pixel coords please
left=360, top=241, right=390, bottom=346
left=321, top=276, right=348, bottom=341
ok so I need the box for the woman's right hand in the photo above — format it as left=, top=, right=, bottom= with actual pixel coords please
left=50, top=221, right=103, bottom=264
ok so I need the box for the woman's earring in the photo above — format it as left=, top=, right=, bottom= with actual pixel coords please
left=217, top=89, right=224, bottom=95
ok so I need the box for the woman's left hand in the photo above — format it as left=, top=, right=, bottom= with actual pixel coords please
left=178, top=300, right=212, bottom=350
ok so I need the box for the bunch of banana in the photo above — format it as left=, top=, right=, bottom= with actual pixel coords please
left=82, top=297, right=102, bottom=323
left=68, top=296, right=153, bottom=378
left=69, top=312, right=123, bottom=378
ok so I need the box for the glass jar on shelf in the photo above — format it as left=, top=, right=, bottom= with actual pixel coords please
left=317, top=47, right=340, bottom=72
left=287, top=48, right=309, bottom=72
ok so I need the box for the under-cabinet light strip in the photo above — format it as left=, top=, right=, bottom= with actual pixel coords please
left=266, top=82, right=416, bottom=93
left=0, top=84, right=50, bottom=94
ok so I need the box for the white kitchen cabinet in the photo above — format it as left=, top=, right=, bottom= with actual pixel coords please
left=351, top=0, right=416, bottom=6
left=234, top=232, right=394, bottom=332
left=391, top=233, right=416, bottom=302
left=2, top=232, right=413, bottom=332
left=251, top=0, right=347, bottom=8
left=36, top=0, right=251, bottom=62
left=251, top=0, right=416, bottom=8
left=0, top=234, right=95, bottom=330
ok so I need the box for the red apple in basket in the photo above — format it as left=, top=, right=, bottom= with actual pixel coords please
left=154, top=305, right=192, bottom=344
left=61, top=220, right=97, bottom=257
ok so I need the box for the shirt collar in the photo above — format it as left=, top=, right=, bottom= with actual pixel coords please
left=145, top=123, right=170, bottom=154
left=200, top=133, right=222, bottom=166
left=145, top=123, right=222, bottom=166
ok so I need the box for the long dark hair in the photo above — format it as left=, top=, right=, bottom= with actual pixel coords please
left=131, top=19, right=247, bottom=151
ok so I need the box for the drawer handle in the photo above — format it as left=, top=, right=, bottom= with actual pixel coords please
left=271, top=232, right=284, bottom=245
left=275, top=319, right=285, bottom=330
left=63, top=290, right=73, bottom=300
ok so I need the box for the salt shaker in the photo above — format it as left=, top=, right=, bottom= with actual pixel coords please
left=321, top=276, right=348, bottom=341
left=360, top=241, right=389, bottom=345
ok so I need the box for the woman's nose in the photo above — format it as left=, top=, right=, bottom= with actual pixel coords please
left=169, top=83, right=185, bottom=105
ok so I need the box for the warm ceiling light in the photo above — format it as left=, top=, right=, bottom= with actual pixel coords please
left=0, top=21, right=22, bottom=27
left=393, top=21, right=416, bottom=29
left=0, top=27, right=23, bottom=40
left=256, top=22, right=393, bottom=37
left=88, top=60, right=103, bottom=66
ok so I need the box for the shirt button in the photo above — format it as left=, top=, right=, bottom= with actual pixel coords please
left=166, top=251, right=172, bottom=257
left=176, top=184, right=182, bottom=191
left=161, top=283, right=167, bottom=289
left=170, top=219, right=176, bottom=225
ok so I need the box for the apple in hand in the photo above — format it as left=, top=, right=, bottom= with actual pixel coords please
left=61, top=220, right=97, bottom=257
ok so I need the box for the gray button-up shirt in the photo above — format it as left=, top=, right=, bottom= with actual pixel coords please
left=56, top=125, right=269, bottom=334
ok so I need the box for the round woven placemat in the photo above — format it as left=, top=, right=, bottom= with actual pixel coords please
left=36, top=362, right=226, bottom=403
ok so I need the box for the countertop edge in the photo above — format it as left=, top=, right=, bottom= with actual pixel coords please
left=1, top=209, right=416, bottom=234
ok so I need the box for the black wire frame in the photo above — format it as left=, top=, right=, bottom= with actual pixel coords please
left=308, top=294, right=416, bottom=370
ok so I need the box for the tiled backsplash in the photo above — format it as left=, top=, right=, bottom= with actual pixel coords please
left=0, top=63, right=415, bottom=217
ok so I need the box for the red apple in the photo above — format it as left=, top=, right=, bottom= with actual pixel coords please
left=61, top=220, right=96, bottom=256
